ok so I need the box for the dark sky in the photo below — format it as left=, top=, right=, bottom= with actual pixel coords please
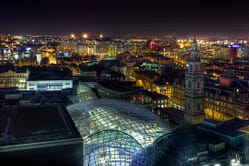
left=1, top=0, right=249, bottom=37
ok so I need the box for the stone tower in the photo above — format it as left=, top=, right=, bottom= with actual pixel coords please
left=184, top=36, right=205, bottom=124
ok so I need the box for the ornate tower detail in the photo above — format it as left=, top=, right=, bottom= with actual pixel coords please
left=184, top=36, right=205, bottom=124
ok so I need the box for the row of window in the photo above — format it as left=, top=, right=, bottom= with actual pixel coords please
left=29, top=82, right=71, bottom=86
left=205, top=103, right=244, bottom=114
left=188, top=64, right=200, bottom=71
left=187, top=80, right=202, bottom=89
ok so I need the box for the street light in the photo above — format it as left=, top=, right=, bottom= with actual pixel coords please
left=83, top=33, right=88, bottom=39
left=70, top=33, right=76, bottom=39
left=214, top=163, right=220, bottom=166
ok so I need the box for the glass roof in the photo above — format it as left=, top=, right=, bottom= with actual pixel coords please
left=69, top=82, right=97, bottom=103
left=67, top=98, right=172, bottom=166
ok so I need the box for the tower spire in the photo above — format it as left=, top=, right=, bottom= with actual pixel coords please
left=190, top=35, right=198, bottom=60
left=184, top=35, right=204, bottom=124
left=193, top=35, right=196, bottom=42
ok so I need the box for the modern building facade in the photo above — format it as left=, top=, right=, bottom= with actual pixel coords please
left=26, top=67, right=73, bottom=91
left=27, top=80, right=73, bottom=91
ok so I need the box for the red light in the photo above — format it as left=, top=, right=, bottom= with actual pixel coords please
left=133, top=95, right=139, bottom=102
left=150, top=40, right=155, bottom=49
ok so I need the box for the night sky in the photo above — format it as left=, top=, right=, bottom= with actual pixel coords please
left=1, top=0, right=249, bottom=38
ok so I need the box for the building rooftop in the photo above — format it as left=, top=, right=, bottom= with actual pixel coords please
left=98, top=80, right=137, bottom=92
left=155, top=123, right=249, bottom=166
left=28, top=67, right=72, bottom=81
left=239, top=125, right=249, bottom=135
left=0, top=87, right=18, bottom=94
left=142, top=90, right=169, bottom=99
left=155, top=108, right=184, bottom=128
left=221, top=69, right=236, bottom=78
left=199, top=118, right=249, bottom=137
left=0, top=63, right=15, bottom=73
left=0, top=104, right=81, bottom=146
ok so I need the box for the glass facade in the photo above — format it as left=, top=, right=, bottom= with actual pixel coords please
left=67, top=98, right=172, bottom=166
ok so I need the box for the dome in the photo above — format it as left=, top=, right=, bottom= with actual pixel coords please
left=67, top=98, right=172, bottom=166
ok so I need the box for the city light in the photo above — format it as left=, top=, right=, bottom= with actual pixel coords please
left=83, top=33, right=88, bottom=39
left=232, top=44, right=240, bottom=48
left=230, top=158, right=241, bottom=166
left=26, top=47, right=31, bottom=51
left=1, top=32, right=249, bottom=166
left=70, top=33, right=76, bottom=39
left=1, top=0, right=249, bottom=165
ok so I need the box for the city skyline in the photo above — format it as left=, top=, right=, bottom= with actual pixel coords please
left=1, top=0, right=249, bottom=38
left=1, top=9, right=249, bottom=164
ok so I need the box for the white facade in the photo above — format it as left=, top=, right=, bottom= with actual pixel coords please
left=36, top=53, right=42, bottom=65
left=27, top=80, right=73, bottom=91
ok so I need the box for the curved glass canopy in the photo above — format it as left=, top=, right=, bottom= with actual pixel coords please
left=67, top=98, right=172, bottom=166
left=69, top=82, right=97, bottom=103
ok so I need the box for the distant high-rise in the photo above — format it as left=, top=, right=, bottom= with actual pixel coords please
left=184, top=36, right=205, bottom=124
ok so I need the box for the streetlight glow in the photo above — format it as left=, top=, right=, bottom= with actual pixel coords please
left=71, top=33, right=75, bottom=39
left=214, top=164, right=221, bottom=166
left=83, top=33, right=88, bottom=39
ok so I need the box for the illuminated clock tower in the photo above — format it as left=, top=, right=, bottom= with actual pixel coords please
left=184, top=36, right=205, bottom=124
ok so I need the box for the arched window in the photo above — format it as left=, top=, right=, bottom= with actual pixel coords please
left=189, top=64, right=193, bottom=72
left=197, top=104, right=201, bottom=111
left=188, top=81, right=192, bottom=88
left=197, top=81, right=200, bottom=88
